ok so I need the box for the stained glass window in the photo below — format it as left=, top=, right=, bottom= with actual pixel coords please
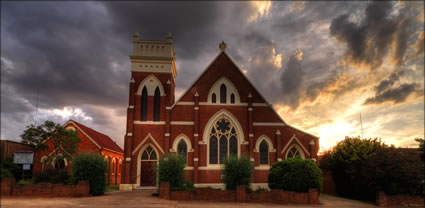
left=177, top=140, right=188, bottom=163
left=210, top=136, right=218, bottom=164
left=141, top=146, right=157, bottom=160
left=220, top=84, right=227, bottom=103
left=259, top=140, right=269, bottom=165
left=287, top=147, right=301, bottom=158
left=209, top=116, right=238, bottom=164
left=153, top=87, right=160, bottom=121
left=141, top=86, right=148, bottom=121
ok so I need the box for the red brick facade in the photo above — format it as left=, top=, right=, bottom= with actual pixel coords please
left=33, top=120, right=123, bottom=185
left=121, top=39, right=319, bottom=190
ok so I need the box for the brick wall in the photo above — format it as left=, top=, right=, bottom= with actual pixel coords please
left=159, top=182, right=319, bottom=204
left=1, top=178, right=89, bottom=197
left=376, top=191, right=424, bottom=207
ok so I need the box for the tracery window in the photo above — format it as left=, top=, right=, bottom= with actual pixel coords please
left=220, top=84, right=227, bottom=103
left=209, top=117, right=238, bottom=164
left=287, top=147, right=301, bottom=158
left=259, top=140, right=269, bottom=165
left=141, top=146, right=157, bottom=160
left=55, top=158, right=65, bottom=170
left=153, top=87, right=160, bottom=121
left=141, top=86, right=148, bottom=121
left=177, top=140, right=188, bottom=163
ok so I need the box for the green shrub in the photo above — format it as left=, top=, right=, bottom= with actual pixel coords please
left=0, top=167, right=13, bottom=181
left=158, top=154, right=185, bottom=190
left=0, top=157, right=22, bottom=181
left=33, top=169, right=70, bottom=184
left=17, top=179, right=33, bottom=186
left=72, top=153, right=107, bottom=196
left=268, top=158, right=322, bottom=192
left=222, top=155, right=253, bottom=190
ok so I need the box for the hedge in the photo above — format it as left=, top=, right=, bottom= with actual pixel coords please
left=158, top=154, right=186, bottom=190
left=222, top=155, right=253, bottom=190
left=72, top=153, right=107, bottom=196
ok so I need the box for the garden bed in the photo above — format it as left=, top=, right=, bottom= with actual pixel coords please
left=159, top=182, right=319, bottom=204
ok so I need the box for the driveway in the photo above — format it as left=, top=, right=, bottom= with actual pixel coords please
left=1, top=190, right=377, bottom=208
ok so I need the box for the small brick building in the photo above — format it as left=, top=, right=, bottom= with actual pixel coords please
left=120, top=33, right=319, bottom=190
left=33, top=120, right=124, bottom=185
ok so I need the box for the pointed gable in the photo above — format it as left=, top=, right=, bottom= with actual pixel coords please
left=178, top=52, right=266, bottom=103
left=67, top=120, right=123, bottom=153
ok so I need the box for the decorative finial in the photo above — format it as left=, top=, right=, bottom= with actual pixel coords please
left=276, top=130, right=281, bottom=135
left=166, top=79, right=171, bottom=84
left=194, top=91, right=199, bottom=97
left=248, top=92, right=252, bottom=98
left=309, top=140, right=315, bottom=145
left=133, top=32, right=140, bottom=41
left=167, top=32, right=173, bottom=42
left=219, top=41, right=226, bottom=52
left=130, top=78, right=135, bottom=83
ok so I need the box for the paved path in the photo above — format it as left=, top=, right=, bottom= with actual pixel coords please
left=1, top=190, right=377, bottom=208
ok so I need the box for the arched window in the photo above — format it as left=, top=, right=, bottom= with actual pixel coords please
left=112, top=160, right=116, bottom=174
left=119, top=161, right=122, bottom=175
left=209, top=117, right=238, bottom=164
left=259, top=140, right=269, bottom=165
left=287, top=147, right=301, bottom=158
left=220, top=84, right=227, bottom=103
left=153, top=87, right=160, bottom=121
left=141, top=146, right=157, bottom=160
left=141, top=86, right=148, bottom=121
left=212, top=93, right=216, bottom=103
left=230, top=94, right=235, bottom=104
left=177, top=140, right=188, bottom=163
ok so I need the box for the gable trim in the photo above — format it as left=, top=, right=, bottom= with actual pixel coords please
left=132, top=133, right=165, bottom=155
left=281, top=134, right=310, bottom=157
left=64, top=120, right=102, bottom=150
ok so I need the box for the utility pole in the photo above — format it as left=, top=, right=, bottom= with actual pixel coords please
left=34, top=92, right=39, bottom=125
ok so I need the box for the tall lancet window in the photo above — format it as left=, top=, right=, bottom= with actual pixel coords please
left=230, top=94, right=235, bottom=104
left=177, top=140, right=188, bottom=164
left=212, top=93, right=216, bottom=103
left=209, top=117, right=238, bottom=164
left=141, top=86, right=148, bottom=121
left=220, top=84, right=227, bottom=103
left=153, top=87, right=160, bottom=121
left=259, top=140, right=269, bottom=165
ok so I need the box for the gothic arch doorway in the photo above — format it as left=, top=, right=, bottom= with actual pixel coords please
left=140, top=146, right=157, bottom=186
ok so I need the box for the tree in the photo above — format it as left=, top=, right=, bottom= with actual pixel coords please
left=222, top=155, right=253, bottom=190
left=415, top=138, right=424, bottom=161
left=20, top=120, right=81, bottom=166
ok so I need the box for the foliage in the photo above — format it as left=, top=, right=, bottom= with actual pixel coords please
left=72, top=153, right=107, bottom=196
left=33, top=169, right=70, bottom=184
left=0, top=157, right=22, bottom=181
left=415, top=138, right=424, bottom=160
left=268, top=158, right=322, bottom=192
left=222, top=155, right=253, bottom=190
left=17, top=179, right=33, bottom=186
left=0, top=167, right=13, bottom=181
left=20, top=120, right=81, bottom=163
left=330, top=136, right=386, bottom=200
left=324, top=136, right=424, bottom=201
left=318, top=150, right=333, bottom=171
left=363, top=147, right=424, bottom=196
left=158, top=154, right=186, bottom=190
left=105, top=186, right=119, bottom=192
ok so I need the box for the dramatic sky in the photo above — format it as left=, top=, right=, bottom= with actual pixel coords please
left=1, top=1, right=424, bottom=152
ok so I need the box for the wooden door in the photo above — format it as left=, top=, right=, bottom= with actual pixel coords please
left=140, top=161, right=156, bottom=186
left=140, top=146, right=157, bottom=186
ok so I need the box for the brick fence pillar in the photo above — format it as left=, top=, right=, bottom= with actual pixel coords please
left=236, top=185, right=246, bottom=202
left=308, top=188, right=319, bottom=204
left=159, top=182, right=170, bottom=200
left=0, top=178, right=15, bottom=196
left=376, top=191, right=387, bottom=207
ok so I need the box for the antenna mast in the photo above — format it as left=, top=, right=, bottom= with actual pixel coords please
left=34, top=93, right=39, bottom=125
left=360, top=112, right=364, bottom=139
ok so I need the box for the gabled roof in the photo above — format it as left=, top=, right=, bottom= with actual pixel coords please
left=66, top=120, right=123, bottom=154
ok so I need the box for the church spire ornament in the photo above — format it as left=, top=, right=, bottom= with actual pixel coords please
left=219, top=41, right=226, bottom=52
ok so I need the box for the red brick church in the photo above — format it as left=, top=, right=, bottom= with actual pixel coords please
left=120, top=33, right=319, bottom=190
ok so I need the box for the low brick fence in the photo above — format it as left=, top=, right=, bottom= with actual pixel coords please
left=1, top=178, right=90, bottom=197
left=376, top=191, right=424, bottom=207
left=159, top=182, right=319, bottom=204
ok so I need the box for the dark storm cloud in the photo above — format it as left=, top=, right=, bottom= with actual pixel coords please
left=363, top=83, right=417, bottom=105
left=329, top=1, right=416, bottom=69
left=278, top=51, right=304, bottom=109
left=363, top=69, right=419, bottom=105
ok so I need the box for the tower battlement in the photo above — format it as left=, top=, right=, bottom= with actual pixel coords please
left=130, top=32, right=177, bottom=79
